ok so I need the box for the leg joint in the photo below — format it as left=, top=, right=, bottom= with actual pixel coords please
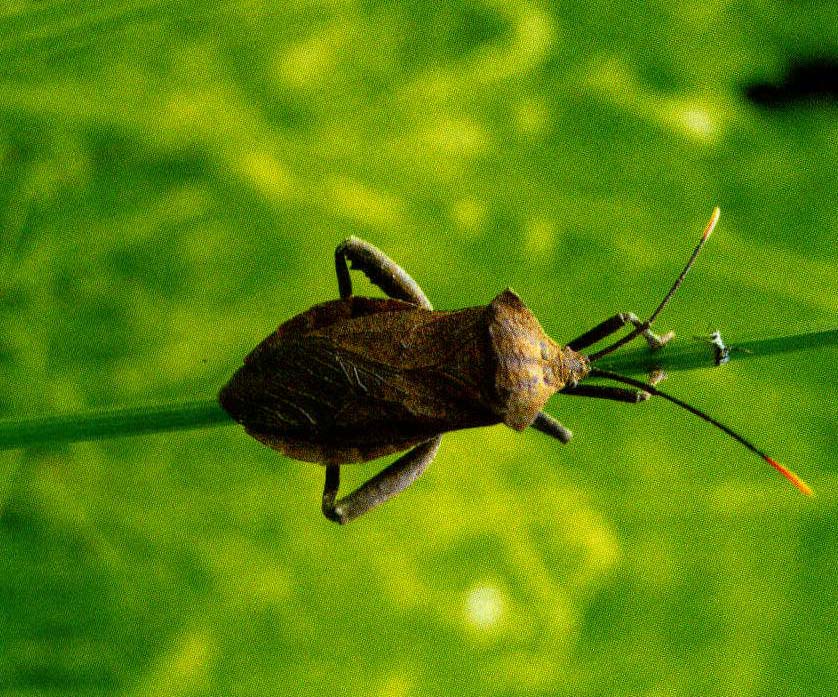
left=322, top=504, right=348, bottom=525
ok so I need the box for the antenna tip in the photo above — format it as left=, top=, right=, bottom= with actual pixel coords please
left=702, top=207, right=721, bottom=242
left=764, top=455, right=814, bottom=497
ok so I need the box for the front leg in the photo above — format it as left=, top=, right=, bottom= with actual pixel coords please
left=530, top=412, right=573, bottom=444
left=567, top=312, right=673, bottom=353
left=560, top=383, right=651, bottom=403
left=322, top=436, right=442, bottom=524
left=335, top=237, right=432, bottom=309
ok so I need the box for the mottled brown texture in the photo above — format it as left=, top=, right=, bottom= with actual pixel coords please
left=219, top=290, right=589, bottom=465
left=488, top=290, right=589, bottom=430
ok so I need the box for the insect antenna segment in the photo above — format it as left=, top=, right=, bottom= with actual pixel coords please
left=569, top=208, right=811, bottom=495
left=588, top=207, right=721, bottom=362
left=589, top=367, right=813, bottom=497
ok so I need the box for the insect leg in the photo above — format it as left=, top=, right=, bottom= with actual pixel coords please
left=531, top=412, right=573, bottom=443
left=321, top=435, right=442, bottom=524
left=335, top=237, right=432, bottom=309
left=566, top=312, right=673, bottom=352
left=559, top=384, right=650, bottom=403
left=322, top=465, right=342, bottom=518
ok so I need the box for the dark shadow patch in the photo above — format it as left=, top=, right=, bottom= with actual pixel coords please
left=745, top=57, right=838, bottom=108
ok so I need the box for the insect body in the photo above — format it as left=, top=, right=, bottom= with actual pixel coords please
left=220, top=209, right=811, bottom=524
left=220, top=291, right=587, bottom=464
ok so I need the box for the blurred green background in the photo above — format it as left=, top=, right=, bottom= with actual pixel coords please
left=1, top=1, right=836, bottom=695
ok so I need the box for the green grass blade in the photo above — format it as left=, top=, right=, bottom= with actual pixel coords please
left=0, top=398, right=232, bottom=451
left=0, top=329, right=833, bottom=451
left=597, top=328, right=838, bottom=375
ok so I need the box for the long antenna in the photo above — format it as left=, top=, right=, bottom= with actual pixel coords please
left=589, top=367, right=813, bottom=496
left=589, top=207, right=721, bottom=362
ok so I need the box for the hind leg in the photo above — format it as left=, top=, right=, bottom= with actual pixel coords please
left=322, top=436, right=442, bottom=524
left=335, top=237, right=432, bottom=309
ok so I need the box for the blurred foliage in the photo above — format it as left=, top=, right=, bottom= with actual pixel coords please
left=0, top=1, right=836, bottom=696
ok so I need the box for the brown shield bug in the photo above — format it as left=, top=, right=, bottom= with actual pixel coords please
left=220, top=208, right=811, bottom=524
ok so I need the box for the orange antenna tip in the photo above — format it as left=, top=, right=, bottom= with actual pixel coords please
left=764, top=456, right=814, bottom=497
left=702, top=207, right=721, bottom=242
